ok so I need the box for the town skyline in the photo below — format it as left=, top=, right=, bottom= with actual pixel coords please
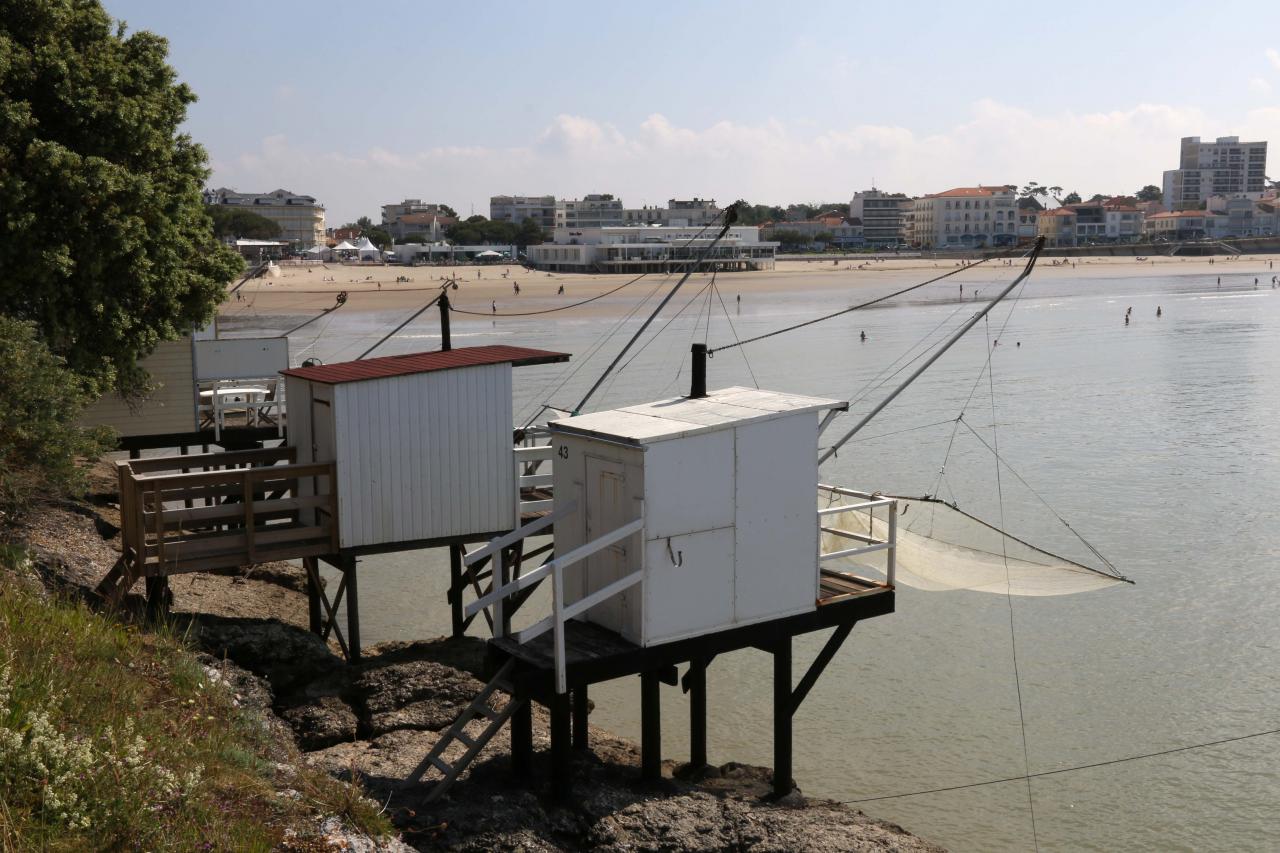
left=106, top=0, right=1280, bottom=225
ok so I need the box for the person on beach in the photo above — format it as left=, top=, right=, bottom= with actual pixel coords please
left=736, top=294, right=741, bottom=306
left=1156, top=306, right=1162, bottom=318
left=491, top=300, right=496, bottom=313
left=860, top=330, right=867, bottom=342
left=1124, top=314, right=1130, bottom=326
left=558, top=284, right=564, bottom=294
left=513, top=282, right=519, bottom=294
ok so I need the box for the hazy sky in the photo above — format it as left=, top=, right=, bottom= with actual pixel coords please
left=106, top=0, right=1280, bottom=224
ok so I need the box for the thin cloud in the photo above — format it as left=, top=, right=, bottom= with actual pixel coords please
left=208, top=100, right=1277, bottom=224
left=1267, top=48, right=1280, bottom=71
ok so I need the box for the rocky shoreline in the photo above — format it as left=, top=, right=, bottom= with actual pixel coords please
left=15, top=468, right=943, bottom=852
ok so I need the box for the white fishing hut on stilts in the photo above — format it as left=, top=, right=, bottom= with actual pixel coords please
left=102, top=343, right=569, bottom=657
left=415, top=372, right=901, bottom=802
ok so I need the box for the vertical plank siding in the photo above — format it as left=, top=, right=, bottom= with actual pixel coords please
left=325, top=364, right=516, bottom=549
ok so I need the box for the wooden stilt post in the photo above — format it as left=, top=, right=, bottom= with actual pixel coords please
left=344, top=555, right=361, bottom=662
left=449, top=544, right=464, bottom=638
left=641, top=671, right=662, bottom=781
left=773, top=635, right=793, bottom=798
left=688, top=657, right=708, bottom=769
left=511, top=692, right=533, bottom=778
left=305, top=556, right=322, bottom=636
left=144, top=576, right=170, bottom=622
left=550, top=690, right=572, bottom=801
left=572, top=686, right=589, bottom=750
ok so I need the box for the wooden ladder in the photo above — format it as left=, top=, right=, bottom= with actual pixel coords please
left=407, top=659, right=524, bottom=802
left=96, top=556, right=140, bottom=607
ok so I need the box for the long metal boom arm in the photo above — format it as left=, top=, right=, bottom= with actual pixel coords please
left=817, top=237, right=1044, bottom=465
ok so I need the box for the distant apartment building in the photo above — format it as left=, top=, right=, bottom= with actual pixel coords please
left=204, top=187, right=326, bottom=245
left=910, top=186, right=1017, bottom=248
left=1036, top=198, right=1145, bottom=247
left=761, top=216, right=864, bottom=249
left=1162, top=136, right=1268, bottom=211
left=849, top=190, right=909, bottom=247
left=1035, top=208, right=1076, bottom=247
left=1016, top=198, right=1041, bottom=242
left=489, top=195, right=558, bottom=229
left=622, top=198, right=722, bottom=227
left=387, top=212, right=457, bottom=242
left=558, top=193, right=625, bottom=228
left=527, top=225, right=776, bottom=273
left=1144, top=210, right=1226, bottom=240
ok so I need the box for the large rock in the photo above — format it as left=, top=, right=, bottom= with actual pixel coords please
left=192, top=617, right=342, bottom=693
left=353, top=659, right=485, bottom=737
left=280, top=695, right=359, bottom=750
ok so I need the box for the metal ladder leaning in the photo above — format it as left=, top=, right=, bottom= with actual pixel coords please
left=407, top=659, right=523, bottom=802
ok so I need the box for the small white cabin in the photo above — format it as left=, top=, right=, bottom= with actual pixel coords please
left=282, top=345, right=568, bottom=551
left=548, top=386, right=848, bottom=646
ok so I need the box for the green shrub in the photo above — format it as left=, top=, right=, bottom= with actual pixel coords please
left=0, top=316, right=114, bottom=525
left=0, top=563, right=393, bottom=849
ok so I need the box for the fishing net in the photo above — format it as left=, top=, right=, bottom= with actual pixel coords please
left=818, top=485, right=1129, bottom=596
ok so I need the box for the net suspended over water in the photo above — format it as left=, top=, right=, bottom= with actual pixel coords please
left=818, top=485, right=1130, bottom=596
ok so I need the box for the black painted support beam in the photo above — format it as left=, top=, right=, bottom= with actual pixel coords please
left=572, top=686, right=589, bottom=750
left=550, top=691, right=572, bottom=801
left=773, top=636, right=792, bottom=799
left=688, top=658, right=708, bottom=769
left=511, top=693, right=533, bottom=778
left=344, top=555, right=361, bottom=662
left=641, top=671, right=662, bottom=781
left=448, top=544, right=464, bottom=638
left=788, top=622, right=854, bottom=716
left=305, top=556, right=322, bottom=636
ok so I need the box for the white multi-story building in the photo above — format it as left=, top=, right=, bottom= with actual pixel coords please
left=849, top=189, right=910, bottom=247
left=910, top=186, right=1018, bottom=248
left=622, top=198, right=721, bottom=227
left=1162, top=136, right=1268, bottom=211
left=557, top=194, right=625, bottom=228
left=489, top=195, right=558, bottom=229
left=382, top=199, right=451, bottom=226
left=204, top=187, right=326, bottom=246
left=527, top=226, right=776, bottom=273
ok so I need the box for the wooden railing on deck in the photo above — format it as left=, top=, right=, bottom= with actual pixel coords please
left=118, top=448, right=337, bottom=577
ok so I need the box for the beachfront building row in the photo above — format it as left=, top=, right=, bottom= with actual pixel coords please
left=761, top=212, right=865, bottom=249
left=909, top=186, right=1019, bottom=248
left=1163, top=136, right=1268, bottom=211
left=1035, top=198, right=1146, bottom=247
left=490, top=194, right=722, bottom=230
left=204, top=187, right=326, bottom=245
left=380, top=199, right=457, bottom=240
left=526, top=225, right=777, bottom=273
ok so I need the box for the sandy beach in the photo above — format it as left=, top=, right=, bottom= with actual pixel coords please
left=220, top=254, right=1280, bottom=322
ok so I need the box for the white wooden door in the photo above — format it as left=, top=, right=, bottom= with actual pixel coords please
left=584, top=455, right=634, bottom=638
left=310, top=397, right=336, bottom=532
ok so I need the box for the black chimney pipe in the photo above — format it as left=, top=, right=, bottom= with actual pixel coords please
left=690, top=343, right=707, bottom=398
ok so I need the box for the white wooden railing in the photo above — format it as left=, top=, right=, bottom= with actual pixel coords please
left=464, top=500, right=645, bottom=694
left=817, top=485, right=897, bottom=589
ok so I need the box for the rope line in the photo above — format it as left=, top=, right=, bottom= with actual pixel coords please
left=711, top=280, right=759, bottom=389
left=449, top=272, right=648, bottom=316
left=709, top=254, right=1003, bottom=355
left=842, top=726, right=1280, bottom=804
left=986, top=315, right=1041, bottom=853
left=958, top=420, right=1125, bottom=578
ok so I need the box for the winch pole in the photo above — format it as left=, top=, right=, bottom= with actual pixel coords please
left=818, top=237, right=1044, bottom=465
left=571, top=203, right=739, bottom=415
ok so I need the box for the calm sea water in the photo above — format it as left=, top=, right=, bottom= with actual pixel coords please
left=234, top=261, right=1280, bottom=851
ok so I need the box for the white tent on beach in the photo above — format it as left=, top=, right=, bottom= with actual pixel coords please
left=300, top=244, right=332, bottom=260
left=353, top=237, right=383, bottom=261
left=333, top=240, right=357, bottom=252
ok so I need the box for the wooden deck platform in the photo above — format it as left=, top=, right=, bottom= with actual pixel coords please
left=485, top=570, right=894, bottom=800
left=489, top=570, right=892, bottom=696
